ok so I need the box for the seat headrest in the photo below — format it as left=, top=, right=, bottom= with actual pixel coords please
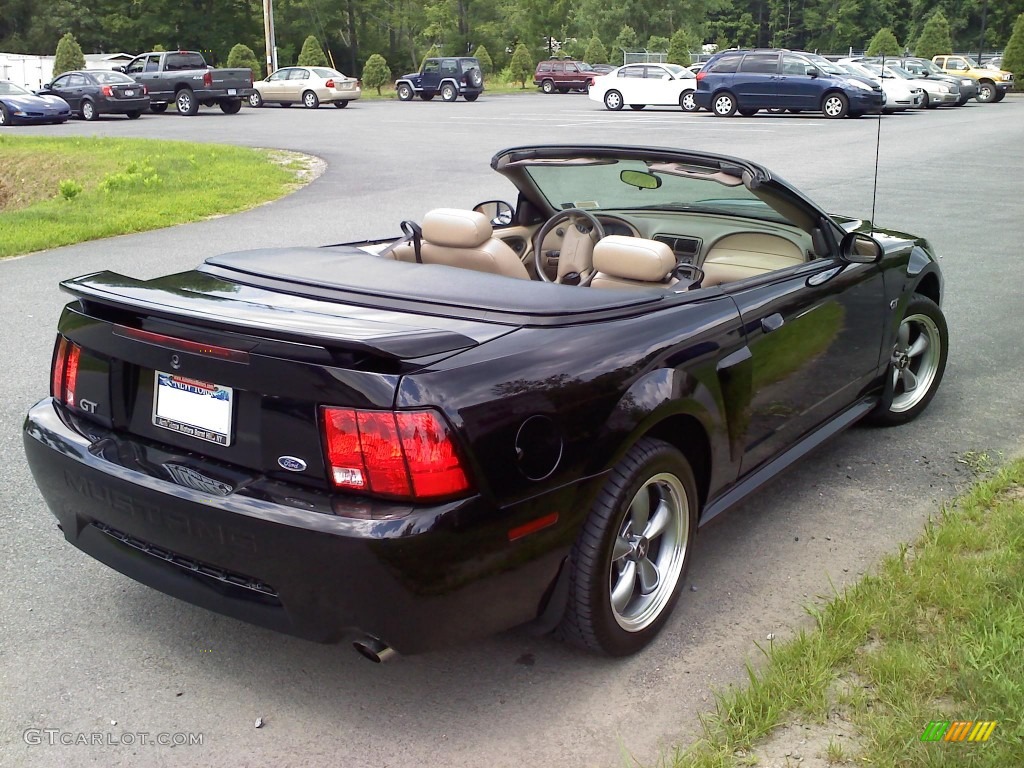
left=593, top=236, right=676, bottom=282
left=422, top=209, right=492, bottom=248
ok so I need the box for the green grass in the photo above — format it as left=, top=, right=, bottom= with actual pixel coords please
left=672, top=457, right=1024, bottom=767
left=0, top=136, right=312, bottom=258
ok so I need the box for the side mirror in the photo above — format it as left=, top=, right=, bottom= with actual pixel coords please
left=840, top=232, right=883, bottom=263
left=474, top=200, right=514, bottom=227
left=114, top=66, right=127, bottom=74
left=42, top=83, right=51, bottom=90
left=806, top=66, right=819, bottom=77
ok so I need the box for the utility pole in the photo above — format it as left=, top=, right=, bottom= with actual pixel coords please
left=978, top=0, right=988, bottom=64
left=263, top=0, right=277, bottom=75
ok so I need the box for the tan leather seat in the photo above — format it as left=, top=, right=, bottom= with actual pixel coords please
left=590, top=236, right=678, bottom=290
left=393, top=208, right=530, bottom=279
left=701, top=233, right=805, bottom=286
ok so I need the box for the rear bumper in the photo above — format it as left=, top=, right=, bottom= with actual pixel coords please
left=23, top=399, right=575, bottom=654
left=98, top=96, right=151, bottom=113
left=202, top=88, right=256, bottom=100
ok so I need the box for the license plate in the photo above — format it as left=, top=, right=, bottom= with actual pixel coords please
left=153, top=372, right=233, bottom=446
left=125, top=89, right=135, bottom=96
left=228, top=88, right=237, bottom=96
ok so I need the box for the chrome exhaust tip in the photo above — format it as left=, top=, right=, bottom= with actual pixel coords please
left=352, top=636, right=396, bottom=663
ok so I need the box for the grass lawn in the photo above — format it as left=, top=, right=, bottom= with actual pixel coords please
left=674, top=456, right=1024, bottom=767
left=0, top=136, right=313, bottom=258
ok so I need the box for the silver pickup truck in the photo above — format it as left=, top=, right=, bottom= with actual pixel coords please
left=119, top=50, right=255, bottom=115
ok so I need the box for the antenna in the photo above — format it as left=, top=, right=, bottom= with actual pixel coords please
left=869, top=55, right=886, bottom=236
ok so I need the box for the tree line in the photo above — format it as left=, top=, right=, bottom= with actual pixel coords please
left=2, top=0, right=1022, bottom=79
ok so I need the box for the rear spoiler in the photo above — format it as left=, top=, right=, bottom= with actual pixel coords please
left=60, top=272, right=480, bottom=361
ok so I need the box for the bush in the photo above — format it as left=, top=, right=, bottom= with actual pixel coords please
left=227, top=43, right=262, bottom=79
left=297, top=35, right=328, bottom=67
left=915, top=11, right=953, bottom=60
left=472, top=45, right=493, bottom=75
left=420, top=46, right=441, bottom=70
left=59, top=179, right=83, bottom=200
left=647, top=36, right=669, bottom=54
left=361, top=53, right=391, bottom=95
left=613, top=25, right=638, bottom=57
left=668, top=28, right=701, bottom=65
left=866, top=27, right=901, bottom=57
left=508, top=44, right=534, bottom=88
left=1002, top=13, right=1024, bottom=85
left=584, top=36, right=609, bottom=65
left=53, top=33, right=85, bottom=77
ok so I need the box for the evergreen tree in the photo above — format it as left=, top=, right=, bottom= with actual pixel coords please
left=866, top=28, right=901, bottom=57
left=584, top=35, right=609, bottom=65
left=509, top=43, right=534, bottom=88
left=667, top=28, right=700, bottom=65
left=361, top=53, right=391, bottom=95
left=297, top=35, right=328, bottom=67
left=647, top=36, right=669, bottom=54
left=226, top=43, right=261, bottom=79
left=53, top=32, right=85, bottom=77
left=914, top=11, right=953, bottom=60
left=613, top=25, right=638, bottom=58
left=472, top=44, right=493, bottom=74
left=1002, top=13, right=1024, bottom=85
left=420, top=45, right=441, bottom=70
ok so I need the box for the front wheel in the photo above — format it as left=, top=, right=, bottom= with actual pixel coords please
left=248, top=91, right=263, bottom=108
left=629, top=104, right=645, bottom=110
left=822, top=92, right=848, bottom=119
left=604, top=89, right=623, bottom=110
left=712, top=91, right=737, bottom=117
left=150, top=103, right=168, bottom=114
left=680, top=91, right=697, bottom=112
left=738, top=107, right=758, bottom=116
left=868, top=296, right=948, bottom=426
left=175, top=88, right=198, bottom=116
left=81, top=99, right=97, bottom=121
left=126, top=110, right=141, bottom=119
left=921, top=91, right=932, bottom=109
left=976, top=81, right=997, bottom=103
left=397, top=83, right=414, bottom=101
left=0, top=104, right=11, bottom=126
left=440, top=83, right=458, bottom=102
left=992, top=90, right=1006, bottom=103
left=559, top=438, right=698, bottom=656
left=302, top=90, right=320, bottom=108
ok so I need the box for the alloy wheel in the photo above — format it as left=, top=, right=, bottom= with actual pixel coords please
left=889, top=313, right=942, bottom=414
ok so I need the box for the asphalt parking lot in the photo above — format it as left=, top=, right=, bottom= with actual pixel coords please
left=2, top=93, right=1023, bottom=767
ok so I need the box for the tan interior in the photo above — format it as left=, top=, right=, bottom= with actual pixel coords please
left=701, top=233, right=806, bottom=287
left=389, top=209, right=531, bottom=280
left=590, top=236, right=679, bottom=290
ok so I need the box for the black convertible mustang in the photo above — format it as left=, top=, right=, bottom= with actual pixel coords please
left=24, top=145, right=947, bottom=661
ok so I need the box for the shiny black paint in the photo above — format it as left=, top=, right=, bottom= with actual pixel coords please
left=23, top=146, right=943, bottom=654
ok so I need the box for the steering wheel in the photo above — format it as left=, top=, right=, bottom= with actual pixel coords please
left=533, top=208, right=606, bottom=285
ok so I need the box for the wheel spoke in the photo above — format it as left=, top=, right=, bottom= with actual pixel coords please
left=629, top=485, right=651, bottom=534
left=900, top=367, right=919, bottom=392
left=907, top=334, right=929, bottom=358
left=897, top=322, right=910, bottom=349
left=637, top=557, right=660, bottom=595
left=643, top=499, right=672, bottom=541
left=612, top=536, right=633, bottom=562
left=610, top=561, right=637, bottom=614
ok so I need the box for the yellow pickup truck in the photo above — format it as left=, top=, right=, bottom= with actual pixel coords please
left=932, top=55, right=1014, bottom=102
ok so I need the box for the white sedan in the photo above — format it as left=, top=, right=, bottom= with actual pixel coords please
left=588, top=63, right=698, bottom=112
left=250, top=66, right=361, bottom=109
left=839, top=60, right=923, bottom=112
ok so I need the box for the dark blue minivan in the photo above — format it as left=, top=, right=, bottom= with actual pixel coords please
left=694, top=49, right=884, bottom=118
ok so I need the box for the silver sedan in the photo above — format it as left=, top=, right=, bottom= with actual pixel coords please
left=250, top=66, right=361, bottom=109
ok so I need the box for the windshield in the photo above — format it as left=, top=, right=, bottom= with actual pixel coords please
left=803, top=54, right=847, bottom=76
left=520, top=158, right=790, bottom=224
left=92, top=71, right=136, bottom=84
left=921, top=61, right=945, bottom=75
left=886, top=66, right=915, bottom=80
left=840, top=62, right=873, bottom=79
left=0, top=81, right=30, bottom=95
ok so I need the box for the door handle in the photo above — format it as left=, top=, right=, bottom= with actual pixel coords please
left=761, top=313, right=784, bottom=333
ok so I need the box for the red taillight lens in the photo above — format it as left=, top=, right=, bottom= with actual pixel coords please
left=102, top=85, right=113, bottom=96
left=143, top=85, right=148, bottom=94
left=321, top=407, right=470, bottom=501
left=51, top=336, right=81, bottom=407
left=203, top=70, right=213, bottom=87
left=696, top=70, right=706, bottom=81
left=325, top=78, right=335, bottom=88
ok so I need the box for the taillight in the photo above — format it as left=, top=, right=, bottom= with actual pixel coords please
left=102, top=85, right=113, bottom=96
left=203, top=70, right=213, bottom=87
left=322, top=407, right=471, bottom=501
left=325, top=78, right=335, bottom=88
left=696, top=71, right=706, bottom=81
left=143, top=85, right=148, bottom=94
left=51, top=336, right=81, bottom=407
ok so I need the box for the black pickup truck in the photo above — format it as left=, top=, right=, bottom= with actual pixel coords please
left=119, top=50, right=255, bottom=115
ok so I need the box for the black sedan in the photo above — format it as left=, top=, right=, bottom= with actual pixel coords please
left=0, top=80, right=70, bottom=125
left=39, top=70, right=150, bottom=120
left=23, top=144, right=947, bottom=661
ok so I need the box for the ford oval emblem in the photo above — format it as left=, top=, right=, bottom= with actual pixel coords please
left=278, top=456, right=307, bottom=472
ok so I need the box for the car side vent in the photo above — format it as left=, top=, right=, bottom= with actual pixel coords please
left=653, top=235, right=703, bottom=264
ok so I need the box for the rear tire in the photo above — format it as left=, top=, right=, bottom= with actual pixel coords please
left=680, top=91, right=697, bottom=112
left=397, top=83, right=414, bottom=101
left=738, top=107, right=758, bottom=116
left=629, top=104, right=645, bottom=110
left=126, top=110, right=142, bottom=119
left=604, top=90, right=623, bottom=110
left=868, top=296, right=948, bottom=427
left=822, top=92, right=848, bottom=119
left=334, top=99, right=349, bottom=108
left=150, top=103, right=168, bottom=114
left=712, top=91, right=737, bottom=117
left=81, top=99, right=97, bottom=121
left=218, top=99, right=242, bottom=114
left=542, top=79, right=555, bottom=94
left=175, top=88, right=198, bottom=116
left=441, top=83, right=458, bottom=102
left=464, top=93, right=479, bottom=102
left=992, top=90, right=1006, bottom=103
left=559, top=438, right=698, bottom=656
left=302, top=90, right=320, bottom=108
left=419, top=92, right=434, bottom=101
